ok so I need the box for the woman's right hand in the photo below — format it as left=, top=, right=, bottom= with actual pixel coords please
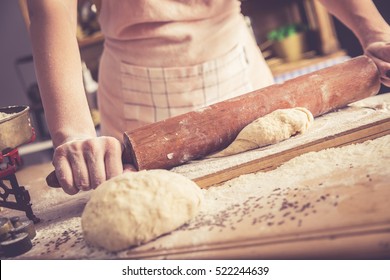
left=52, top=136, right=123, bottom=195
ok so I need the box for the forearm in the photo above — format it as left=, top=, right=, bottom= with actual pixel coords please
left=318, top=0, right=390, bottom=47
left=27, top=0, right=96, bottom=147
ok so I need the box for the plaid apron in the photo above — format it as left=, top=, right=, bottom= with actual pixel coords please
left=120, top=44, right=253, bottom=128
left=97, top=12, right=274, bottom=140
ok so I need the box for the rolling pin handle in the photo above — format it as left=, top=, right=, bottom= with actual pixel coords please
left=46, top=171, right=61, bottom=188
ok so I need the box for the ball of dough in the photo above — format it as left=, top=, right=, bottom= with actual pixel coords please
left=211, top=107, right=313, bottom=157
left=81, top=170, right=203, bottom=252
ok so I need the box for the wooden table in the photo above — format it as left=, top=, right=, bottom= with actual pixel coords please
left=2, top=94, right=390, bottom=260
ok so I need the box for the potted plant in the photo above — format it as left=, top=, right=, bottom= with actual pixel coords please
left=267, top=23, right=308, bottom=62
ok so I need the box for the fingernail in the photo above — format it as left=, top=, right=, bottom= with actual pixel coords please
left=387, top=70, right=390, bottom=78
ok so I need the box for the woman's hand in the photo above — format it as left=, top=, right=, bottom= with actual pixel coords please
left=364, top=41, right=390, bottom=87
left=317, top=1, right=390, bottom=87
left=52, top=136, right=123, bottom=195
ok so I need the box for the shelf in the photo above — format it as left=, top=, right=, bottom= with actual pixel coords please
left=268, top=50, right=348, bottom=76
left=18, top=139, right=53, bottom=156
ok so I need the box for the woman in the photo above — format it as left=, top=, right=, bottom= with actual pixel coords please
left=26, top=0, right=390, bottom=195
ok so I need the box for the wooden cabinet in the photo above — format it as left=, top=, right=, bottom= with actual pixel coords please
left=77, top=33, right=104, bottom=81
left=76, top=0, right=103, bottom=80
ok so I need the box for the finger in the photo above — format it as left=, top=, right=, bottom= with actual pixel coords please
left=365, top=43, right=390, bottom=76
left=84, top=144, right=106, bottom=189
left=380, top=76, right=390, bottom=88
left=69, top=150, right=91, bottom=192
left=123, top=164, right=137, bottom=173
left=103, top=138, right=123, bottom=180
left=53, top=156, right=79, bottom=195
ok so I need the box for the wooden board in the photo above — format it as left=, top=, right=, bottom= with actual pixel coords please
left=193, top=117, right=390, bottom=188
left=2, top=94, right=390, bottom=260
left=8, top=133, right=390, bottom=260
left=171, top=94, right=390, bottom=188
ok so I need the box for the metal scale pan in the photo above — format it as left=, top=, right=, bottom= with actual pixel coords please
left=0, top=105, right=34, bottom=152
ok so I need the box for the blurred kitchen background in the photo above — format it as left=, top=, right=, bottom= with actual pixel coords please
left=0, top=0, right=389, bottom=166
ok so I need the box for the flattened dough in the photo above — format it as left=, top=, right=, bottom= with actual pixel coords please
left=211, top=107, right=313, bottom=157
left=81, top=170, right=203, bottom=252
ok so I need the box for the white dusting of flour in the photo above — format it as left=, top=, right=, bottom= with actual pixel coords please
left=6, top=94, right=390, bottom=259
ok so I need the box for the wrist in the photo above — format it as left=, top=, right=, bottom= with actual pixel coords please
left=52, top=130, right=97, bottom=148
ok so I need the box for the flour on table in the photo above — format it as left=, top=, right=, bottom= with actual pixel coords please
left=210, top=107, right=313, bottom=157
left=349, top=94, right=390, bottom=111
left=81, top=169, right=203, bottom=252
left=200, top=134, right=390, bottom=215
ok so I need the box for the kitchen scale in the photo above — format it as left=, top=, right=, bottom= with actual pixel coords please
left=0, top=105, right=40, bottom=257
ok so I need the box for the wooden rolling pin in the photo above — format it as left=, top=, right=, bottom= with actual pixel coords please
left=46, top=55, right=380, bottom=187
left=125, top=55, right=380, bottom=170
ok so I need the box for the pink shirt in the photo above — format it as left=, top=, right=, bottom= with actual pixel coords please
left=97, top=0, right=274, bottom=140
